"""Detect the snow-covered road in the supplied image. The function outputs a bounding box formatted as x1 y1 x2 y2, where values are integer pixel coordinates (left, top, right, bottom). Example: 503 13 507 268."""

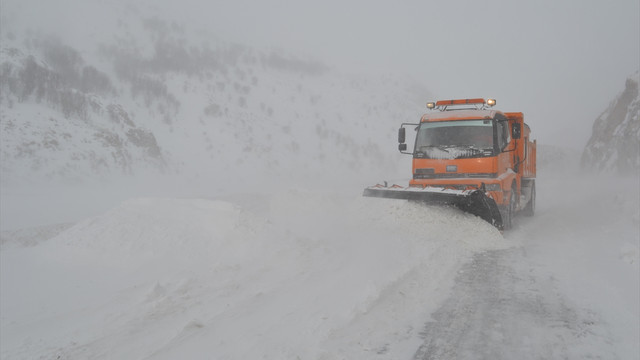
414 249 614 359
1 173 638 359
414 173 639 359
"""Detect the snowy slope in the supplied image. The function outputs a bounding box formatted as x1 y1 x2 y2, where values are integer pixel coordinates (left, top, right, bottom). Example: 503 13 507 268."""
0 10 432 231
0 17 426 187
0 42 167 183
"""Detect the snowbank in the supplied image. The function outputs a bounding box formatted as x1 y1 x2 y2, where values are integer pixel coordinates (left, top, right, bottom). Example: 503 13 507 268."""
1 189 507 359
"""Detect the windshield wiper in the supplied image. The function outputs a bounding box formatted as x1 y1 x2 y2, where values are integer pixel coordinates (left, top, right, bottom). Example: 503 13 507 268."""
457 144 494 152
419 145 450 153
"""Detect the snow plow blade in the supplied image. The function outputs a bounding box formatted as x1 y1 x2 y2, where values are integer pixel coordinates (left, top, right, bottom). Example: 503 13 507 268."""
363 184 504 229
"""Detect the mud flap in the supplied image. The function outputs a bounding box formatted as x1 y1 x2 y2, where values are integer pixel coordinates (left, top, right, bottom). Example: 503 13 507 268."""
363 185 504 230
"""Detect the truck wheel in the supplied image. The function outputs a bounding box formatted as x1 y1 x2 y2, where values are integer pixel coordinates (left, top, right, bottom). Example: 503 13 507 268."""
523 182 535 216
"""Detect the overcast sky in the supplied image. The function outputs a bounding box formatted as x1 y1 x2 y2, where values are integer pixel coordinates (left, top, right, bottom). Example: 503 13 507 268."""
2 0 639 149
185 0 640 149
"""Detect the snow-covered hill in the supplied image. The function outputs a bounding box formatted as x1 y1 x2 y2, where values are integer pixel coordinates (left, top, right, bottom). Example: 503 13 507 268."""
0 17 427 187
581 72 640 175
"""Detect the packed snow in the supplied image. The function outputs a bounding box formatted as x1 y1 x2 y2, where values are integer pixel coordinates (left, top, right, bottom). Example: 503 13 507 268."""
1 188 506 359
1 169 638 359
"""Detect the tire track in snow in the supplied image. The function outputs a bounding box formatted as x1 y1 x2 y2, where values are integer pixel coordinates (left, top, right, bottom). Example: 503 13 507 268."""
413 248 615 360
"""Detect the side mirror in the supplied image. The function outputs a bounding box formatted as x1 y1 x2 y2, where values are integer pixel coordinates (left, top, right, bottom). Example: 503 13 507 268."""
399 143 407 152
512 123 521 139
398 127 406 144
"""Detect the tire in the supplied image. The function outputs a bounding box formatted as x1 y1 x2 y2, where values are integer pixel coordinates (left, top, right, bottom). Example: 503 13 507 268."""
522 182 535 217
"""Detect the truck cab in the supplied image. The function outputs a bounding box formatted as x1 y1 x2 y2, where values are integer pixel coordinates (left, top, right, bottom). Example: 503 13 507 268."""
397 98 536 229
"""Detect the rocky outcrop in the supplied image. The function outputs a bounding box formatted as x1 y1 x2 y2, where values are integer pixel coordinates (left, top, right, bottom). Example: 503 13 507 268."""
581 72 639 175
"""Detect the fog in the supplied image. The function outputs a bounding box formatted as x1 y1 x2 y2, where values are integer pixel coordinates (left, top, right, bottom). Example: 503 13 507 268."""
1 0 640 221
0 0 638 231
198 0 639 149
1 1 639 358
173 0 640 149
3 0 639 150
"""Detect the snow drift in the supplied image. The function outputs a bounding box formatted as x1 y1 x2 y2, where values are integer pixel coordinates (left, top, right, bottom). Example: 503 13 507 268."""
1 191 508 359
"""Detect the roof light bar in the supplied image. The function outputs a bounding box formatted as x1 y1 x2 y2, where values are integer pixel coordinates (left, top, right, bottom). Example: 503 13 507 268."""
426 98 498 111
435 98 486 107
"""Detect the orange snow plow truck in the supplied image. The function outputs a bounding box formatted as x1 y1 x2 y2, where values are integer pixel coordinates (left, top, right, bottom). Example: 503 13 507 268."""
363 98 536 230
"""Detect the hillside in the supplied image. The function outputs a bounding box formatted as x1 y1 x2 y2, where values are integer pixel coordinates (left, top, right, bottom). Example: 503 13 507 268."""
581 72 640 175
0 18 428 188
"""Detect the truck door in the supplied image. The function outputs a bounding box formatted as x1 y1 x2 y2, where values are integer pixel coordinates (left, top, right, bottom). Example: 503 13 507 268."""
496 119 512 174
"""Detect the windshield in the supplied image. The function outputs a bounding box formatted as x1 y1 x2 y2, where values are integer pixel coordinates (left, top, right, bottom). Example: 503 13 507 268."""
415 119 494 159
